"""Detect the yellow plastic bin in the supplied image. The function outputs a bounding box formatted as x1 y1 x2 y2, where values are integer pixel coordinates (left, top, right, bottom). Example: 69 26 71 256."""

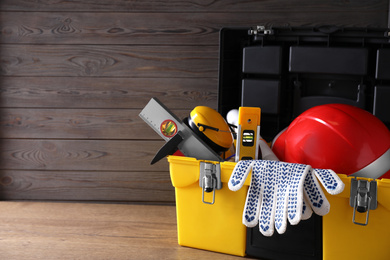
168 155 250 256
323 175 390 260
169 155 390 259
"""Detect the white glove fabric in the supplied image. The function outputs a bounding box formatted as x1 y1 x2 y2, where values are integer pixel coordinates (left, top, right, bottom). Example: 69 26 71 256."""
303 168 345 216
229 160 344 236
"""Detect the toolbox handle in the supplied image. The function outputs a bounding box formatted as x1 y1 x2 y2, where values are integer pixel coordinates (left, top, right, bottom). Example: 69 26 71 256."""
315 25 341 34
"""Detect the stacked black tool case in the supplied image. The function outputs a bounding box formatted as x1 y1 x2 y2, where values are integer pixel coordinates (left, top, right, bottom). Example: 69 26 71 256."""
217 26 390 260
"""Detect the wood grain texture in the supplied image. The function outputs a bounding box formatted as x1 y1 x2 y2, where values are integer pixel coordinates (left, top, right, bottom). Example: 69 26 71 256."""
0 203 176 259
0 0 386 13
0 170 174 202
0 11 387 46
0 45 218 77
0 139 167 171
0 77 218 109
0 202 254 259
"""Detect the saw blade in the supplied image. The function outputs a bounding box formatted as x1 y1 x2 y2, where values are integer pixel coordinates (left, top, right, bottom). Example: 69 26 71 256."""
139 98 222 162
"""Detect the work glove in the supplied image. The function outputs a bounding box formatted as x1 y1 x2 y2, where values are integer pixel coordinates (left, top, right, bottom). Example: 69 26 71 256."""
229 160 344 236
303 168 345 216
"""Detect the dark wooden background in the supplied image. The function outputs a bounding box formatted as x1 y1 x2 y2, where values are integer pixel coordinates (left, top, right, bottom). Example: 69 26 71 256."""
0 0 388 203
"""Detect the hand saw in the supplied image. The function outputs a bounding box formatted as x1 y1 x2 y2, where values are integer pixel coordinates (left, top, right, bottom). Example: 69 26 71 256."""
139 98 223 164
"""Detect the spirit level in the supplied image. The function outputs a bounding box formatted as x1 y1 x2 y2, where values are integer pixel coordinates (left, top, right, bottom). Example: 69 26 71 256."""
235 107 261 162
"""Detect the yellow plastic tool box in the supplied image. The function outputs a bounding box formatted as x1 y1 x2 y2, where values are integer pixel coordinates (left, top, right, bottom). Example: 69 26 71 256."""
168 155 250 256
323 175 390 260
168 154 390 259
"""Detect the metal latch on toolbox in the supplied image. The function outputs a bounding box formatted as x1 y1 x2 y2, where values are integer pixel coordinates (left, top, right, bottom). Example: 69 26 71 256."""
199 162 222 205
248 25 274 35
350 178 377 226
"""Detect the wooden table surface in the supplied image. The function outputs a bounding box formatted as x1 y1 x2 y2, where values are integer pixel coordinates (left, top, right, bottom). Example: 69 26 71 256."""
0 202 258 259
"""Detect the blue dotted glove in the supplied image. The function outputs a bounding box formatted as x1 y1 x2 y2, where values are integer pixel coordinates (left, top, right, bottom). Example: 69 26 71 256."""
229 160 344 236
303 168 345 216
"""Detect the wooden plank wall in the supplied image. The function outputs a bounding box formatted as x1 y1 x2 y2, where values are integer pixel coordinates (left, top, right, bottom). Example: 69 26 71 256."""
0 0 388 203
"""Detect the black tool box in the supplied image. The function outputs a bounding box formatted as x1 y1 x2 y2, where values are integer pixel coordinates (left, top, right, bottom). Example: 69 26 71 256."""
217 26 390 260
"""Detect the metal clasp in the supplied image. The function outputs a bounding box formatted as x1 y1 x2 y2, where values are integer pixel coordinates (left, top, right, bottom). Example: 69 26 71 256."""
199 162 222 205
248 25 274 36
350 178 377 226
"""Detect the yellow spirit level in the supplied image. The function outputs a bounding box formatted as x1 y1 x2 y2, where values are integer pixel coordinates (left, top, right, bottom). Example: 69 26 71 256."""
235 107 261 162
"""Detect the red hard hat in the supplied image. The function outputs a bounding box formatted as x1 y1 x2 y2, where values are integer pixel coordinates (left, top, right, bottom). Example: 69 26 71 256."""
272 104 390 179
